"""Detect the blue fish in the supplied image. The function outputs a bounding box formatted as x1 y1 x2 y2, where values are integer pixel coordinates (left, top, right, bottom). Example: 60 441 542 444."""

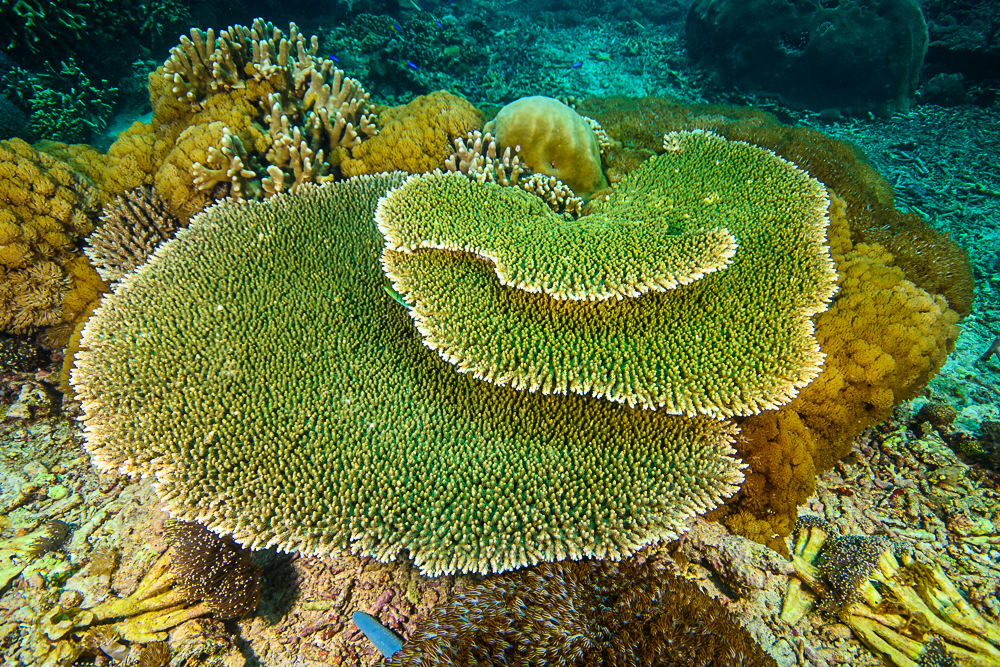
405 60 418 71
327 54 339 63
572 61 583 69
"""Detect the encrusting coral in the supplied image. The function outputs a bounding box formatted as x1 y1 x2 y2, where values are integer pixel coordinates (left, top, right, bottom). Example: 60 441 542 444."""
70 173 745 576
782 518 1000 667
379 130 836 417
485 96 609 199
385 553 777 667
147 19 378 222
85 188 181 285
0 138 107 335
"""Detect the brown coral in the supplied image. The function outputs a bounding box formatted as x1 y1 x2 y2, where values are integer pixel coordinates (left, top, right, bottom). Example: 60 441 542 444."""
165 520 260 620
387 555 777 667
340 91 483 177
86 188 180 284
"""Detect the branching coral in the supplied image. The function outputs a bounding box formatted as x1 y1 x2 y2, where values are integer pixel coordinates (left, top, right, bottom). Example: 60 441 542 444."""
71 173 744 576
385 555 777 666
442 129 584 216
782 519 1000 667
86 187 181 284
379 130 836 417
146 19 378 220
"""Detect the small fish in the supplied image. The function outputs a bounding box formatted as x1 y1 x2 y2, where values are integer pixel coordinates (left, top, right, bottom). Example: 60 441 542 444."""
391 23 402 32
405 60 419 71
327 54 339 63
572 61 583 69
383 284 411 309
434 19 442 27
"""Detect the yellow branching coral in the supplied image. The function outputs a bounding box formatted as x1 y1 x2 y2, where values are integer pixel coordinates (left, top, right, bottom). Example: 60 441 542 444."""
387 556 777 667
71 174 744 576
379 131 837 417
485 96 609 199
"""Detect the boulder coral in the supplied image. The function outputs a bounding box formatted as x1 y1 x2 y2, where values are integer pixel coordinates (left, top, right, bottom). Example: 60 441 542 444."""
485 96 609 199
0 138 107 334
71 173 745 576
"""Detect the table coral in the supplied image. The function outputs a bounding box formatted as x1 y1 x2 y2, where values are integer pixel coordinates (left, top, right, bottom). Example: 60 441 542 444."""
340 91 483 177
0 138 107 335
71 173 744 576
379 130 835 417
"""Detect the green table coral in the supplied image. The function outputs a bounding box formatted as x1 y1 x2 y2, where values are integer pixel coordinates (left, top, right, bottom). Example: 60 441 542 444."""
72 173 744 575
380 131 838 417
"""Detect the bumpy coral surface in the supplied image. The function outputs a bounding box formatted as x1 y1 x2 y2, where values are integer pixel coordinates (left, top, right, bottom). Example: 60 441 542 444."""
85 188 180 284
379 131 837 417
0 138 106 334
485 96 609 199
71 174 744 576
388 556 777 666
341 91 483 177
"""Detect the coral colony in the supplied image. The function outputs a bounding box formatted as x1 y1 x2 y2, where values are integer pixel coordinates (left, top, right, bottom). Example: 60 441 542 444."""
1 4 998 667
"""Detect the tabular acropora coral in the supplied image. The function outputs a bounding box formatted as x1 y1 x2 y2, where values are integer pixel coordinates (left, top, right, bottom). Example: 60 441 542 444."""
485 96 609 200
386 554 777 666
144 19 377 223
340 90 483 177
378 130 837 417
573 97 968 550
0 138 107 335
70 173 745 576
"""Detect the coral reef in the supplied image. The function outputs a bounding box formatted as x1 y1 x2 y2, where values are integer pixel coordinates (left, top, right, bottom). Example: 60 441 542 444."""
386 555 777 666
379 130 836 417
70 174 744 576
85 188 180 285
0 138 107 335
340 90 483 177
484 96 609 199
686 0 928 114
0 336 42 372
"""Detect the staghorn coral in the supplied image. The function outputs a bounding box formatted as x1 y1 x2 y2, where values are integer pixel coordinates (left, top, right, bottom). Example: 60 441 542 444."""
71 173 745 576
0 138 107 334
148 19 377 222
86 188 181 284
485 96 609 199
379 131 836 417
385 555 777 667
165 519 260 620
782 520 1000 667
340 90 483 177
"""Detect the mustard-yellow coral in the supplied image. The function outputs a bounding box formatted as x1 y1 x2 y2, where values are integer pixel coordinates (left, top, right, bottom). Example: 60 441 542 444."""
71 174 744 576
0 138 106 334
379 131 837 417
485 96 609 199
340 91 483 177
